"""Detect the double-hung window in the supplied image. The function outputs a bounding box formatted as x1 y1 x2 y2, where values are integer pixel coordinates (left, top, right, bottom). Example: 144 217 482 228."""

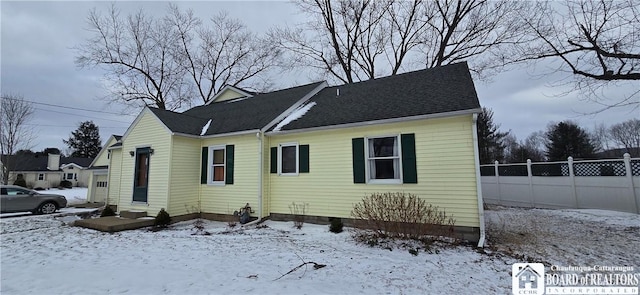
201 145 234 185
352 133 417 184
38 173 45 181
63 173 76 180
279 143 298 175
366 136 401 183
209 146 225 185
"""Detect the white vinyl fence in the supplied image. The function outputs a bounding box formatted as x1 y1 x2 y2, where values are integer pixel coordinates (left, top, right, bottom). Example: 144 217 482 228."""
480 154 640 214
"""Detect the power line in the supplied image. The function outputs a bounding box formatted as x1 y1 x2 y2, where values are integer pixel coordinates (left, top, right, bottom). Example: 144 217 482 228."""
23 123 127 129
2 96 136 116
33 107 132 123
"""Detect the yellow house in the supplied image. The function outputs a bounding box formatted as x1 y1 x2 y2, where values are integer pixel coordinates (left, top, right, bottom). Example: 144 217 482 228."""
104 62 486 245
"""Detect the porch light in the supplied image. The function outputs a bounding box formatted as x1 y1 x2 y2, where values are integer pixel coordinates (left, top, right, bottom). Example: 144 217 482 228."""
129 151 135 157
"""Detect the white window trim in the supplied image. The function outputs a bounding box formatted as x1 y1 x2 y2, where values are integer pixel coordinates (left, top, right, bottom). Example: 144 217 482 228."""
38 173 46 181
364 135 403 184
63 173 76 180
278 142 299 176
207 145 226 186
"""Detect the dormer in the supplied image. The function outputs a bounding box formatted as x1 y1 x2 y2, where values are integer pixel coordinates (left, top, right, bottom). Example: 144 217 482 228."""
206 85 254 104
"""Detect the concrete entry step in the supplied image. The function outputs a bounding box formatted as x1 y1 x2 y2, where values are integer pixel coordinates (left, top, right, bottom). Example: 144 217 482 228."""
119 210 147 219
75 216 155 232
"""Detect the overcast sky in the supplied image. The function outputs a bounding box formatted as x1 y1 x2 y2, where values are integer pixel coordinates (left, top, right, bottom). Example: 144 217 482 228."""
2 1 638 154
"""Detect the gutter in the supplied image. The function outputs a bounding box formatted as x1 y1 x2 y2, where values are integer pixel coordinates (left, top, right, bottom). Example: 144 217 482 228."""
472 113 486 247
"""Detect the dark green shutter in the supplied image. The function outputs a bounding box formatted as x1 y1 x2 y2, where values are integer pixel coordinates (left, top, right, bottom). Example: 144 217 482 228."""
352 138 365 183
201 147 208 184
401 133 418 184
270 147 277 173
225 145 234 184
299 145 309 173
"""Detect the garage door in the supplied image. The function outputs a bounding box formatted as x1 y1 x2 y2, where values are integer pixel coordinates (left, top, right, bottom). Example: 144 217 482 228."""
93 175 108 203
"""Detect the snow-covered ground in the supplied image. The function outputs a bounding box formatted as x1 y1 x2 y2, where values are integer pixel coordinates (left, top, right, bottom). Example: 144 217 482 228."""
485 206 640 267
46 187 88 205
0 206 638 294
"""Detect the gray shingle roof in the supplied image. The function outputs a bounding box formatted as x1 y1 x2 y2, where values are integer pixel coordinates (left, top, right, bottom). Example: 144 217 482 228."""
1 155 93 171
149 108 210 135
270 62 481 132
148 82 325 136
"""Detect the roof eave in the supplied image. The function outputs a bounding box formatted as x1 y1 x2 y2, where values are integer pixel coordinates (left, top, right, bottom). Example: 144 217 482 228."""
265 108 481 136
172 129 261 139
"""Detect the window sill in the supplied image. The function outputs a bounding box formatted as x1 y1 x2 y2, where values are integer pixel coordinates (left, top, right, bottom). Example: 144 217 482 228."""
278 173 299 176
367 179 402 185
206 182 226 186
130 201 149 206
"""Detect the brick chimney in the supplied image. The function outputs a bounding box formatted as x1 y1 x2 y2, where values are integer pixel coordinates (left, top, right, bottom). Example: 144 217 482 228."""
47 154 60 170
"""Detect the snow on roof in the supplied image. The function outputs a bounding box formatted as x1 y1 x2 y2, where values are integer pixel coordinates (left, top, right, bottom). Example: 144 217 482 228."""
225 96 252 103
273 101 317 132
200 119 212 136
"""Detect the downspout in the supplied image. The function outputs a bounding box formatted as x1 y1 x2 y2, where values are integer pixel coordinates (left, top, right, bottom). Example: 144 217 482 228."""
472 113 486 247
242 131 264 227
257 131 264 219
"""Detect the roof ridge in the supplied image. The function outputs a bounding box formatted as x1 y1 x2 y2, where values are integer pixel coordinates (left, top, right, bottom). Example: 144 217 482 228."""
329 61 469 88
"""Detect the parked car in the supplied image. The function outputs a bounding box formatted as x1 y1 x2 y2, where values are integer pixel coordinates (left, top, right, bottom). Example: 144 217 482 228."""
0 185 67 214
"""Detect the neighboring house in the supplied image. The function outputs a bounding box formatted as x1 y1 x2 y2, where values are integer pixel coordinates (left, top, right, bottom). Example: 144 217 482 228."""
104 62 486 244
86 135 122 203
1 153 93 189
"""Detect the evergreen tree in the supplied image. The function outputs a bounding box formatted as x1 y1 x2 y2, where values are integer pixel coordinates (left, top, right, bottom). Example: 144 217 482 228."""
476 107 509 164
63 121 102 158
545 121 595 161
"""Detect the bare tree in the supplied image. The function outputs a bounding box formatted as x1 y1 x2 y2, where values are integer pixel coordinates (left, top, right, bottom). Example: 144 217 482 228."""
271 0 390 83
76 4 279 109
419 0 529 79
76 5 191 111
1 94 36 184
168 6 280 104
588 122 612 152
272 0 529 83
515 0 639 110
609 118 640 156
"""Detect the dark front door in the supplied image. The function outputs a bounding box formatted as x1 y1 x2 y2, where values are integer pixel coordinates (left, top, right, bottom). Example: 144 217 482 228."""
133 148 150 202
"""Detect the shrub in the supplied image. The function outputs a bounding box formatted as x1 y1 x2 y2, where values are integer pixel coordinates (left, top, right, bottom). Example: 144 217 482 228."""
13 174 27 188
100 206 116 217
191 219 211 235
351 192 455 241
154 208 171 228
59 180 72 189
288 202 308 229
329 218 344 233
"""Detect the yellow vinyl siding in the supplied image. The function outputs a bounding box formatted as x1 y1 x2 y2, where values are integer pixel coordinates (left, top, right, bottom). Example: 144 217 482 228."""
93 136 119 167
167 135 201 216
213 89 246 102
117 111 172 216
268 115 480 227
107 149 122 206
200 134 260 216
